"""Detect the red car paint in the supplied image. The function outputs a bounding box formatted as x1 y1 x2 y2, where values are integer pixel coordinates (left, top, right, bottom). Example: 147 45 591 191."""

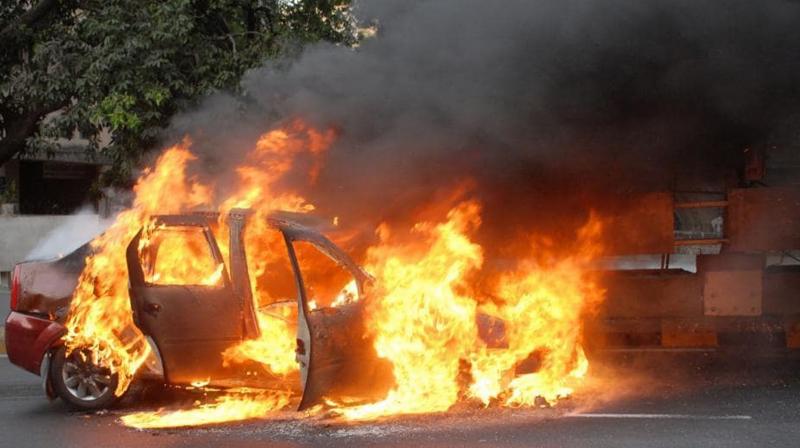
4 311 65 375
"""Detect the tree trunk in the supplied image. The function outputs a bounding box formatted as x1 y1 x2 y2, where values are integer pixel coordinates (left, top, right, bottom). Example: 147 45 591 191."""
1 0 73 166
0 104 60 167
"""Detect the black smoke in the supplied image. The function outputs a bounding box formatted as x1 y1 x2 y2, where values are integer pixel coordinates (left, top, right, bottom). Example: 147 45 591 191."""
168 0 800 245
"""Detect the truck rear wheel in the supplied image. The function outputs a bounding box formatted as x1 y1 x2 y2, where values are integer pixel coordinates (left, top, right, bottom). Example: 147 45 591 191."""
49 346 120 410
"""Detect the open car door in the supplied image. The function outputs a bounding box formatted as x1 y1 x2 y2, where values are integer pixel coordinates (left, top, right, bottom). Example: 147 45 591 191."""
126 214 245 385
271 217 393 410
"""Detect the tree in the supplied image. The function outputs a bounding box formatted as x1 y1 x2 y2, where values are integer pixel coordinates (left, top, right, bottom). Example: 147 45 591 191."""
0 0 356 181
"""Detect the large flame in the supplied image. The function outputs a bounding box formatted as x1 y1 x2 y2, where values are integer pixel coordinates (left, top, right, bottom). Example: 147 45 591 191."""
336 201 485 419
469 214 603 407
218 119 335 377
64 120 604 428
336 202 603 420
65 121 333 427
64 141 212 394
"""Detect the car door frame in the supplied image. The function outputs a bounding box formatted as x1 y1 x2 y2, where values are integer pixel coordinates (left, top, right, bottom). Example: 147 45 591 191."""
268 216 391 410
126 214 245 385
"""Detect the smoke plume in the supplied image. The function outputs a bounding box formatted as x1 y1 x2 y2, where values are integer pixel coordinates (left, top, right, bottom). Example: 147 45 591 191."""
166 0 800 245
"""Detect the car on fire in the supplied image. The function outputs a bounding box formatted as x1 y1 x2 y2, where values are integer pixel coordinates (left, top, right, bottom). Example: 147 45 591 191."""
4 209 395 410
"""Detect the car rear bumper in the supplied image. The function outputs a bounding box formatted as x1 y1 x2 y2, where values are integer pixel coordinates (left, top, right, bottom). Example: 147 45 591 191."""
4 311 66 375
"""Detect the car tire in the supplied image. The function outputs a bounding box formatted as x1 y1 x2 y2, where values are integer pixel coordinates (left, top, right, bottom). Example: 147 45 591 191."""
49 346 120 410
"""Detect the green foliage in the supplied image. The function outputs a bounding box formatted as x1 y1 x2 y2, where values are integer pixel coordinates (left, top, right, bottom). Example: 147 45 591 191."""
1 0 357 184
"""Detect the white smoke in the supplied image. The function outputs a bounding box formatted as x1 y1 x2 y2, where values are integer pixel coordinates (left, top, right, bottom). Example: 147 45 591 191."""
25 205 114 260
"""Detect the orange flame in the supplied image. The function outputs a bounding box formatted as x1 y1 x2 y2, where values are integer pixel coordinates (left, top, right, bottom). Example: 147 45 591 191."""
121 390 291 429
62 121 332 426
337 203 603 420
64 120 604 428
139 222 224 286
125 121 333 426
222 307 298 375
469 214 603 406
337 201 485 419
64 140 212 394
219 120 336 378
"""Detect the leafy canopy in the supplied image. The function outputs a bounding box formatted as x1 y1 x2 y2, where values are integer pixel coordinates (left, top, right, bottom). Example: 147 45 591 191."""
0 0 356 183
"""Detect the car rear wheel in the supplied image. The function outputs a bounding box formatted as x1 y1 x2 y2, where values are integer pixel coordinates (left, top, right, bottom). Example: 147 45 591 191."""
50 346 120 410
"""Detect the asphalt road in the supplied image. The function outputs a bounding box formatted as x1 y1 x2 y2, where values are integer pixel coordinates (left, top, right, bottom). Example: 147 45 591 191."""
1 352 799 448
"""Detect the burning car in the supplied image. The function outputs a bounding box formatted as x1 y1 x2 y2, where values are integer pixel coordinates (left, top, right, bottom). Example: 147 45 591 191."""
3 130 599 427
4 208 393 411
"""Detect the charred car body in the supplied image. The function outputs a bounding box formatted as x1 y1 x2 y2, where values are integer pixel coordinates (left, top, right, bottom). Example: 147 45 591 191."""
4 209 393 410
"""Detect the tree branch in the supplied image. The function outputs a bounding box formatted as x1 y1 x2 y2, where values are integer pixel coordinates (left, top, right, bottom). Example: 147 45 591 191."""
0 101 66 166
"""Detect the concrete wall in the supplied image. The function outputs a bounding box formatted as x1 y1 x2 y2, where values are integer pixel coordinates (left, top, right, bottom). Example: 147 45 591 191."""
0 214 107 275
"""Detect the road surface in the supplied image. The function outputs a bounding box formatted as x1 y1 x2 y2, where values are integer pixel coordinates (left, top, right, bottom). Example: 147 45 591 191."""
1 352 798 447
